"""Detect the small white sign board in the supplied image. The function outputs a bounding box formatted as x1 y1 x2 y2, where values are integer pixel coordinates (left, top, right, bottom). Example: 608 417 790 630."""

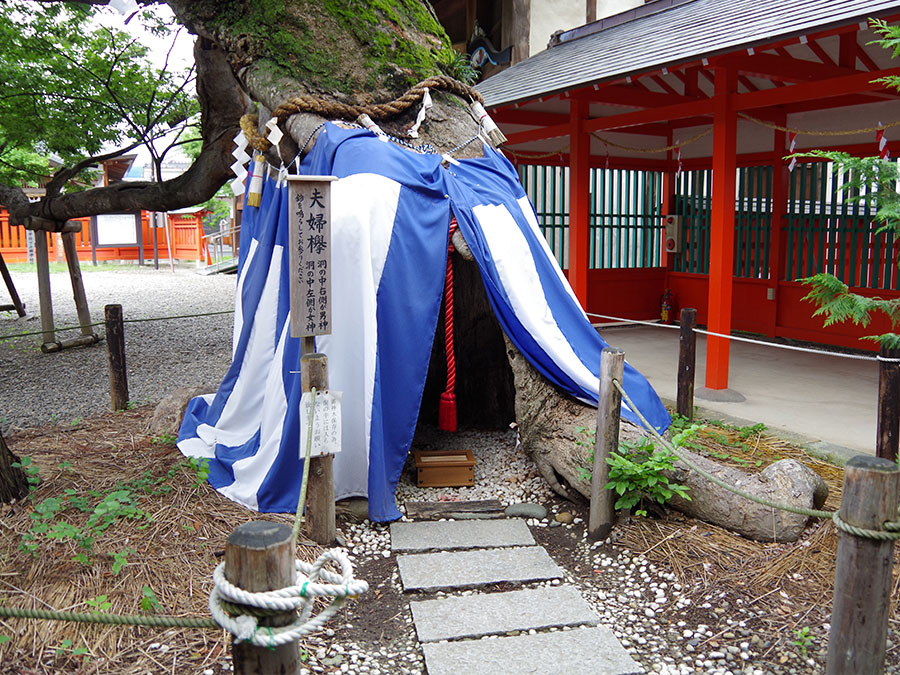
288 175 337 337
299 390 342 457
95 213 139 245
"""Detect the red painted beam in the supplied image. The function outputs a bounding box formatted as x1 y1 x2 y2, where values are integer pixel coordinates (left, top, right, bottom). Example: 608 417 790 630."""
807 39 836 67
504 123 571 145
577 83 705 108
493 109 570 126
585 99 715 133
706 66 738 391
733 67 900 110
719 52 860 83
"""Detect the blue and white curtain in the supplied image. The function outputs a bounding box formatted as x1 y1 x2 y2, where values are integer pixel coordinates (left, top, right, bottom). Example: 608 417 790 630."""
178 124 670 522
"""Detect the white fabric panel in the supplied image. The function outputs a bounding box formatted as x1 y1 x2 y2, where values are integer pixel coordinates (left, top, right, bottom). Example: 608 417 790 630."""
319 174 403 500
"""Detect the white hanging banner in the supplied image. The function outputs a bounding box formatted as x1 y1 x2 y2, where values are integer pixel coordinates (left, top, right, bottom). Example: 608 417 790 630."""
407 88 432 138
299 391 343 457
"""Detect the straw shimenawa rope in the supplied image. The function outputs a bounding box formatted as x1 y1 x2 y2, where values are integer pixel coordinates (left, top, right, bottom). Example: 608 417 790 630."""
738 113 900 137
242 75 483 152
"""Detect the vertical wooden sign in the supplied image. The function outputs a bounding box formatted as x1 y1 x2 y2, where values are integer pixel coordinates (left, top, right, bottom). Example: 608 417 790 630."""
287 175 337 338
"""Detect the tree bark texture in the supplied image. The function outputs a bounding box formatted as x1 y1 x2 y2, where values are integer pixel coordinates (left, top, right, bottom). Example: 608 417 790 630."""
0 431 29 504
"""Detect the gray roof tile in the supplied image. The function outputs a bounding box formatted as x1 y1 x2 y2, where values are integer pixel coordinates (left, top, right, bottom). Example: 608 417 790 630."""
477 0 900 107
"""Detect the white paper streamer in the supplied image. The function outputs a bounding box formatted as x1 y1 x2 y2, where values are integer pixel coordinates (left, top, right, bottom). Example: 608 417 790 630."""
406 88 432 138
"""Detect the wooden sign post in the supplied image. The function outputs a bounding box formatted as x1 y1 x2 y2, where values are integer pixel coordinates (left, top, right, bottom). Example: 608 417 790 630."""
287 176 337 545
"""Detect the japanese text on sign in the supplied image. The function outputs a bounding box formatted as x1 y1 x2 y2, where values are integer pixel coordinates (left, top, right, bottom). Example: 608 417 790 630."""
299 391 342 457
288 176 336 337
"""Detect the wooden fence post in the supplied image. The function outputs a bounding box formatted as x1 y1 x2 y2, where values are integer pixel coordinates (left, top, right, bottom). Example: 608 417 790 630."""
225 521 299 675
676 307 697 420
301 352 336 545
588 347 624 541
826 454 900 675
61 231 94 338
876 344 900 462
105 304 128 411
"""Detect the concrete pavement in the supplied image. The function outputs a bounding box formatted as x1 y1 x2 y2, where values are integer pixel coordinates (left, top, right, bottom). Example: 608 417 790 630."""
598 323 879 458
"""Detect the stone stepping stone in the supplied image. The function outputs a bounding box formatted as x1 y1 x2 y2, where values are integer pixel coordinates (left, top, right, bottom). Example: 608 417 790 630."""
396 547 562 591
410 585 600 642
390 518 534 552
421 626 643 675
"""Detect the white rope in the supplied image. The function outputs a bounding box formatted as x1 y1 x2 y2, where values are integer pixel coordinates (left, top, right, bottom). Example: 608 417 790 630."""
586 312 680 329
693 328 879 361
208 548 368 647
585 312 896 362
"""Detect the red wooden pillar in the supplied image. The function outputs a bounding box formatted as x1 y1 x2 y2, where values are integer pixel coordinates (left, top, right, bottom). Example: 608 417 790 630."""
766 108 788 338
569 98 591 307
661 128 676 274
705 66 738 390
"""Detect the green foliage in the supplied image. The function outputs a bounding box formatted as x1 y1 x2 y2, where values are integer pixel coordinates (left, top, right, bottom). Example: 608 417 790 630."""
85 595 112 612
15 455 208 569
54 638 90 661
795 25 900 344
0 3 196 189
111 547 134 575
140 585 162 614
574 428 690 517
0 635 10 645
11 455 40 492
791 626 814 659
870 19 900 92
435 48 478 84
604 438 691 517
151 433 178 446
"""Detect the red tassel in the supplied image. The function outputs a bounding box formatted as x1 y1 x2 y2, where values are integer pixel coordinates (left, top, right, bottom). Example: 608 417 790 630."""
439 218 459 432
438 392 457 432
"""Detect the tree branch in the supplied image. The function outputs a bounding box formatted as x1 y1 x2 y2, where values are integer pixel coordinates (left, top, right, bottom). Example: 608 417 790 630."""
4 37 250 226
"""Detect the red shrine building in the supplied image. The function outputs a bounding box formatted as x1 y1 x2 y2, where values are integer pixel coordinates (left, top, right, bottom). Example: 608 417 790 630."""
476 0 900 392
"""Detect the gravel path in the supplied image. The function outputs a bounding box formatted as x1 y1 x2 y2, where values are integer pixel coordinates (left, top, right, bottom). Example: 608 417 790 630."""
0 265 235 433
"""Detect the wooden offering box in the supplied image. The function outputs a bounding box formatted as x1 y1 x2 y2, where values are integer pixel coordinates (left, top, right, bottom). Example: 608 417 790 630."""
413 450 475 487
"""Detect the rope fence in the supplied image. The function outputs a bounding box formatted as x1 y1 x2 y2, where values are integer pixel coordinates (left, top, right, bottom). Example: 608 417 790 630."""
587 311 889 362
0 309 234 343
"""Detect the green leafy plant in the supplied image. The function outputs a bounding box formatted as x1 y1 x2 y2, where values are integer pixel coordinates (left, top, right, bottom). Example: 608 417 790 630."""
140 585 162 614
54 638 90 661
574 429 690 517
0 635 10 645
435 47 478 84
604 438 691 517
11 455 40 492
151 433 177 445
791 626 814 659
111 547 134 575
85 595 112 612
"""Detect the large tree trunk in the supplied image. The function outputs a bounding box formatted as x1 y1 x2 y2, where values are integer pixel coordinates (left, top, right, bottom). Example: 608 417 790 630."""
146 1 828 541
0 431 28 503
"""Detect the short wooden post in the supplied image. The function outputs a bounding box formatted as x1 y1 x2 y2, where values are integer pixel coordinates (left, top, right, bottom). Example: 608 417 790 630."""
301 351 335 545
588 347 624 541
225 521 299 675
876 344 900 462
61 231 94 338
105 304 128 411
676 307 697 420
34 231 55 346
826 454 900 675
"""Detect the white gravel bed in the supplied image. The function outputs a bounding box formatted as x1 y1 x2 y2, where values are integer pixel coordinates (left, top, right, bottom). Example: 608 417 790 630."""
0 265 235 433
